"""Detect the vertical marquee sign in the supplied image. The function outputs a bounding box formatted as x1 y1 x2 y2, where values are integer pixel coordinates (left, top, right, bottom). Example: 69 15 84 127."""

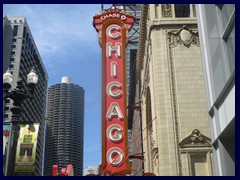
93 6 134 175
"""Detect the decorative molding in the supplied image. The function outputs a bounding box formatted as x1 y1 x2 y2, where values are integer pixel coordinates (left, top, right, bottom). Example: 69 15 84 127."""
162 4 172 17
142 65 150 96
168 25 200 48
167 28 182 176
149 39 152 56
152 147 158 161
179 129 212 148
137 4 149 79
192 4 196 17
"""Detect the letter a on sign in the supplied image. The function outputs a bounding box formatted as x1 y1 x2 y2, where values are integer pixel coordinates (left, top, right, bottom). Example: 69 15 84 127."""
93 5 134 175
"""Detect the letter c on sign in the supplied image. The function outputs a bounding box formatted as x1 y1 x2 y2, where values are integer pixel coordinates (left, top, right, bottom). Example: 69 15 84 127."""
107 147 123 166
106 81 122 99
106 25 121 39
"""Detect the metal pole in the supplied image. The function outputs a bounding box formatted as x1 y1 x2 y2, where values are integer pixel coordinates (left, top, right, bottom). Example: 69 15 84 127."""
139 107 144 175
4 105 21 176
4 79 29 176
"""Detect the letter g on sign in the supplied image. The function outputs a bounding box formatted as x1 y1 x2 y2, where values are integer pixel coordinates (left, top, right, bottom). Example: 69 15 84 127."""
107 124 123 142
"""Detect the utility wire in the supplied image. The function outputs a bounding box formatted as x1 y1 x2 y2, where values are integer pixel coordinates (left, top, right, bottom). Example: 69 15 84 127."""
101 116 157 175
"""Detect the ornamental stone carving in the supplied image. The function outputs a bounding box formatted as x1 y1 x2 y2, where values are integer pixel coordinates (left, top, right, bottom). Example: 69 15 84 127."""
179 129 212 148
162 4 172 17
168 25 200 48
143 67 150 96
192 4 196 17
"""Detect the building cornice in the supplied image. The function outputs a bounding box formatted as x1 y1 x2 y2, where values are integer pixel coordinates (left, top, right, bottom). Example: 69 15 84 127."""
136 4 148 79
136 5 198 79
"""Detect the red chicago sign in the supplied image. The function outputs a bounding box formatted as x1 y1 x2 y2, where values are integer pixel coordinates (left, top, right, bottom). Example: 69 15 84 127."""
93 6 134 175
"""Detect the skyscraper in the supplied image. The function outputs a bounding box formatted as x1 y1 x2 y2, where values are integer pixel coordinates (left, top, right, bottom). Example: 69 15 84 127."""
3 15 48 176
196 4 235 175
44 77 84 176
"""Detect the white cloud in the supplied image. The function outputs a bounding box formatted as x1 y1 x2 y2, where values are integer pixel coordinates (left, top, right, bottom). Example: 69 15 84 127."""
4 4 101 70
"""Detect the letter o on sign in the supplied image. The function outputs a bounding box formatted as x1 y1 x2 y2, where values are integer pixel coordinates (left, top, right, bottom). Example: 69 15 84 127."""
107 147 123 166
121 15 126 20
107 124 123 142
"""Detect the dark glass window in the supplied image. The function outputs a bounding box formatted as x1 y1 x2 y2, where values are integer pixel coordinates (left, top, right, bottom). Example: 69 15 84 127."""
11 45 16 48
5 99 10 103
225 26 235 74
9 64 14 68
29 38 31 47
31 44 34 54
10 58 14 62
11 51 15 55
13 25 18 36
23 26 26 38
4 114 9 118
12 38 17 42
4 107 9 111
175 4 190 17
26 32 29 44
219 4 235 28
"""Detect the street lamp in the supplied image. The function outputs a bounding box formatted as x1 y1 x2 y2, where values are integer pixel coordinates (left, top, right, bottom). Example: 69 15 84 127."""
3 69 38 176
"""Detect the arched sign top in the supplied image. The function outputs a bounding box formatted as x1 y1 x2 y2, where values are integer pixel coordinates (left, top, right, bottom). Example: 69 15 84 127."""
93 6 134 25
93 6 134 46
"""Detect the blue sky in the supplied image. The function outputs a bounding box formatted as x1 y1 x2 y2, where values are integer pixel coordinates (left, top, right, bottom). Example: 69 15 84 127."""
3 4 109 170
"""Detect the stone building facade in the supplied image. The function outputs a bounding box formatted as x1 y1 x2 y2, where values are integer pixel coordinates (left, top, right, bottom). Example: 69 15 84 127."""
128 4 214 176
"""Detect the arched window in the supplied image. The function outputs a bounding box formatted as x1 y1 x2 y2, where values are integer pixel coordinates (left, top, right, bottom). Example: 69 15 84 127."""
175 4 190 17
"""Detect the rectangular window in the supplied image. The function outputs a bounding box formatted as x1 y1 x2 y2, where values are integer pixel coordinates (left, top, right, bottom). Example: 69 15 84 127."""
5 99 10 103
11 51 15 55
175 4 190 17
23 26 26 38
219 4 235 29
10 58 14 62
26 32 29 44
218 4 235 76
31 44 34 54
190 154 208 176
12 38 17 42
155 4 159 18
13 25 18 36
11 45 16 49
225 26 235 74
9 64 14 68
4 114 8 118
28 38 31 47
4 107 9 111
